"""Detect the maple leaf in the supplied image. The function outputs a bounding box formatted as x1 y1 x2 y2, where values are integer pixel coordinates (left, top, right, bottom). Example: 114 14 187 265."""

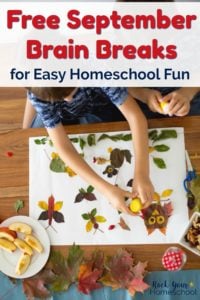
105 249 134 288
128 277 149 296
67 244 84 282
99 273 119 290
77 264 102 294
22 269 54 300
163 202 173 216
132 261 148 279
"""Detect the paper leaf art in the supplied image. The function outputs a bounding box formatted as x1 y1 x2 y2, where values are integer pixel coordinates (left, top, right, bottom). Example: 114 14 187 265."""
29 128 188 245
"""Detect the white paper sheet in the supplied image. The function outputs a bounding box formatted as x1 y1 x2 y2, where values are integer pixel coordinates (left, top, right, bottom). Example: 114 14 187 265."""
29 128 188 245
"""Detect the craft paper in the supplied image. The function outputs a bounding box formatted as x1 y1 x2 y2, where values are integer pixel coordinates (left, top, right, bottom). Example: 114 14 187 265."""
29 128 188 245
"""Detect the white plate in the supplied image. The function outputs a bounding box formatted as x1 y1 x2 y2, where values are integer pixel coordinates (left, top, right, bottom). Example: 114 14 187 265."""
0 215 50 278
179 212 200 257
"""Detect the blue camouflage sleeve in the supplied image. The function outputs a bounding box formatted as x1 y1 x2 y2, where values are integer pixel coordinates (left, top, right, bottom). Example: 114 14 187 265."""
28 92 61 128
101 87 128 106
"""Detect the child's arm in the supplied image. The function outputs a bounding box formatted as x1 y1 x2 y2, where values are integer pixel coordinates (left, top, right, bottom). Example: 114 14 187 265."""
162 87 200 116
117 95 154 207
128 87 163 114
47 124 134 214
22 99 37 128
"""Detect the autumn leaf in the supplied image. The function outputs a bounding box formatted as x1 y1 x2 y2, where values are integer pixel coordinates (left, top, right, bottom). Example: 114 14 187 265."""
121 150 132 163
75 193 85 203
14 199 24 213
110 148 124 168
50 157 66 172
161 189 173 198
54 201 63 211
118 217 131 231
84 193 97 201
132 261 148 279
153 192 160 202
128 277 149 296
99 273 119 290
105 249 134 288
53 211 65 223
95 216 107 223
86 221 93 232
38 201 48 210
22 269 54 299
78 264 102 294
163 202 173 217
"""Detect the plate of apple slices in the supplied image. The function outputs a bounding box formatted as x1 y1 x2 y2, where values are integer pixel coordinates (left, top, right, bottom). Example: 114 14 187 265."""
0 215 50 278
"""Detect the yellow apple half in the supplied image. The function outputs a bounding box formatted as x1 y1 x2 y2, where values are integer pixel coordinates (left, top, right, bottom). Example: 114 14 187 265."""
0 227 17 241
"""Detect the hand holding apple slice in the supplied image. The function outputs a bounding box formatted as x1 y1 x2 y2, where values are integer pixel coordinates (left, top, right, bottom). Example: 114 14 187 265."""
15 253 31 275
0 238 16 252
9 222 32 235
0 227 17 241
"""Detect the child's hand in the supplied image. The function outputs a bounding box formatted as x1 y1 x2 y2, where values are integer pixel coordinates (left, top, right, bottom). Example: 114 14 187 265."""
105 185 135 215
146 89 163 114
132 175 154 208
161 89 191 117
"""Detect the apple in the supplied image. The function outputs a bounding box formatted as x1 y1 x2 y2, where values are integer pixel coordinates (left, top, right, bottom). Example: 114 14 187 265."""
9 222 32 235
15 253 31 275
159 101 169 114
24 235 43 253
129 198 142 213
0 227 17 241
14 238 33 256
0 238 16 252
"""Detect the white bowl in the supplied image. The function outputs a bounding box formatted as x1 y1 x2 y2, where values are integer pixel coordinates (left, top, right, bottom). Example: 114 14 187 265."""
179 212 200 256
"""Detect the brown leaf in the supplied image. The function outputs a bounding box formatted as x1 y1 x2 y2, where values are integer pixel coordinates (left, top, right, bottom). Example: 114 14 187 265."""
110 148 124 168
84 193 97 201
118 217 131 231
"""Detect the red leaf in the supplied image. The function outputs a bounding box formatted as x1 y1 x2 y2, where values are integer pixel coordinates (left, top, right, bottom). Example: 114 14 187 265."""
6 151 14 157
106 249 134 288
78 265 102 294
108 225 116 230
163 202 173 216
128 278 149 296
132 261 148 279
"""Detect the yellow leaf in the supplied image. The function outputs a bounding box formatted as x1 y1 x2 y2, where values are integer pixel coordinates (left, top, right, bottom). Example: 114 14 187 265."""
148 146 155 153
54 201 63 211
161 189 173 198
153 192 160 202
38 201 48 210
51 152 58 159
78 264 91 280
95 216 107 223
65 166 77 177
86 221 93 232
107 147 113 153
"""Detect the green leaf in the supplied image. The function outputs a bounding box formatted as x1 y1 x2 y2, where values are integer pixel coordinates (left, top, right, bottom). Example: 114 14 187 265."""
148 130 158 141
87 185 94 193
154 130 177 142
67 244 84 281
82 213 90 220
91 208 97 217
154 144 170 152
79 188 86 194
34 139 42 145
122 134 132 141
153 157 166 169
49 139 54 146
70 137 79 143
50 157 66 172
98 133 110 142
41 138 47 144
110 148 124 168
87 134 96 146
79 138 86 150
14 199 24 213
121 150 132 163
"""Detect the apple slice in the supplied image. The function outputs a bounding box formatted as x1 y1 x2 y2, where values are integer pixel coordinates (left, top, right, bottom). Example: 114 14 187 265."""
0 238 16 252
24 235 43 253
14 238 33 256
0 227 17 241
15 253 31 275
9 222 32 235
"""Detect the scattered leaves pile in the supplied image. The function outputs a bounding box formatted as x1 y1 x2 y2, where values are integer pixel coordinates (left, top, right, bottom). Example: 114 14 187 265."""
22 245 149 299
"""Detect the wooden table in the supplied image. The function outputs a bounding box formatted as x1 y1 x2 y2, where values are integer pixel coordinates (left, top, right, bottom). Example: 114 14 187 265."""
0 116 200 271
